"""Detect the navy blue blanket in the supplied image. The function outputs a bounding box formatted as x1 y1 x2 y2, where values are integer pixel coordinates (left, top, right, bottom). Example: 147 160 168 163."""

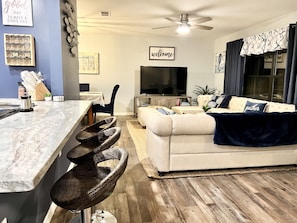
208 112 297 147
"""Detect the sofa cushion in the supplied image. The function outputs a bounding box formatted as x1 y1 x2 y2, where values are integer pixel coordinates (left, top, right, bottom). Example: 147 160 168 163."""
244 101 267 113
171 113 215 135
197 95 213 108
265 101 296 112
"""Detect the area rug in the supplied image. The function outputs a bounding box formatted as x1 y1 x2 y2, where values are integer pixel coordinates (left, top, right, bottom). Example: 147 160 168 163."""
126 119 297 179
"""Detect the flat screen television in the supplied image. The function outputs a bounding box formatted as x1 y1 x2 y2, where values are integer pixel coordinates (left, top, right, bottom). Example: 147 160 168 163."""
140 66 187 96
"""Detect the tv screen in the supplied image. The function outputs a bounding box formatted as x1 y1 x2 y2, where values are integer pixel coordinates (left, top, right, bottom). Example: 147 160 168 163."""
140 66 187 95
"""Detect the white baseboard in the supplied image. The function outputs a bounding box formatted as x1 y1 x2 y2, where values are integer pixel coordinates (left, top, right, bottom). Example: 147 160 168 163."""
43 202 57 223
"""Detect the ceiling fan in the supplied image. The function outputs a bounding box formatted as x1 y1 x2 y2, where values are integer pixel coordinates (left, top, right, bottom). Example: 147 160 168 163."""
153 13 213 34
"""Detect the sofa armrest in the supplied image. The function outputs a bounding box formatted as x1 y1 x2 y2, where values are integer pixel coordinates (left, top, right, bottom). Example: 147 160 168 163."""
145 109 173 136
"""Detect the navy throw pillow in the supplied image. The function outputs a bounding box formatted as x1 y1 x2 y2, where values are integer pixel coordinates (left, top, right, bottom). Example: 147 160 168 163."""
207 95 231 108
219 95 232 108
244 101 267 113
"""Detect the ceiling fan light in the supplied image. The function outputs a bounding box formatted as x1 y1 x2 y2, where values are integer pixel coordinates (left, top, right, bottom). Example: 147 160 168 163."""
177 24 190 34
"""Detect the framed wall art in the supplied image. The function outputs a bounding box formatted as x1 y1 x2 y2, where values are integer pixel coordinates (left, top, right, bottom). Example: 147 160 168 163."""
2 0 33 26
78 52 99 74
149 46 175 61
215 52 226 73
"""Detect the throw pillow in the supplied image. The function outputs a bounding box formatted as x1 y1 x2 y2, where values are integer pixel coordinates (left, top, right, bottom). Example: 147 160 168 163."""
219 95 232 108
207 95 231 108
156 108 175 115
244 101 267 113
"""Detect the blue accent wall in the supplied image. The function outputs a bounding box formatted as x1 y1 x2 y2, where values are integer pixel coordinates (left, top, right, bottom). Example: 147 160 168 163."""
0 0 79 99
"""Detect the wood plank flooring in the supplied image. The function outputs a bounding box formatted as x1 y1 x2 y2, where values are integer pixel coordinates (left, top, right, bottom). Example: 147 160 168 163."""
51 115 297 223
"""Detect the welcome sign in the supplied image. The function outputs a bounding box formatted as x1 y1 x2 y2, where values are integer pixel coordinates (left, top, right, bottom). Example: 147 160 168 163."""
2 0 33 26
149 46 175 60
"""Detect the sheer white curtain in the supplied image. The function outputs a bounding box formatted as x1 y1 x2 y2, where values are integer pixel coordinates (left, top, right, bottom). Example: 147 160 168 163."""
240 27 288 56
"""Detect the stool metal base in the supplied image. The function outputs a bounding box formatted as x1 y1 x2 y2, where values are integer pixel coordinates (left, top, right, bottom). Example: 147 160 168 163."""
91 210 117 223
69 208 91 223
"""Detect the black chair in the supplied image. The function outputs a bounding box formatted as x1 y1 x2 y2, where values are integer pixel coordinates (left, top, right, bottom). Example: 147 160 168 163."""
93 84 120 120
50 147 129 223
76 116 117 143
67 127 121 165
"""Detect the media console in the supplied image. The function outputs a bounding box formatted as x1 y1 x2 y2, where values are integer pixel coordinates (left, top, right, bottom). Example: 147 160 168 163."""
134 95 192 117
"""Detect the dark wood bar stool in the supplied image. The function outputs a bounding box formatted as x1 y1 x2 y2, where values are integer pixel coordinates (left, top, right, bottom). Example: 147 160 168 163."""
50 148 129 223
68 127 121 165
76 116 117 143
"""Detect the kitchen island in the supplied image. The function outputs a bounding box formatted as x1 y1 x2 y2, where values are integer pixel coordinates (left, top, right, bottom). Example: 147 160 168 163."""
0 99 92 222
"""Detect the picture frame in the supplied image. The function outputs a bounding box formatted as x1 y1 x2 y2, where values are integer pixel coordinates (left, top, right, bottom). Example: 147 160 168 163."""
264 55 273 63
2 0 33 26
78 52 99 74
264 54 283 63
149 46 175 60
215 52 226 73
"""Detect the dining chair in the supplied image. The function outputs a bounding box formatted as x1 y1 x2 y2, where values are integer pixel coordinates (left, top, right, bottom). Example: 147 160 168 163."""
50 147 129 223
93 84 120 120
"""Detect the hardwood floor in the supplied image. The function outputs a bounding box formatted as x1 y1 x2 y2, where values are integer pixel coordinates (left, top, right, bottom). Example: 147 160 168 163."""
51 115 297 223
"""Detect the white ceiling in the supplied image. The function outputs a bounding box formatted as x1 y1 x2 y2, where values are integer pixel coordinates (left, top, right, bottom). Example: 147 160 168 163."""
76 0 297 39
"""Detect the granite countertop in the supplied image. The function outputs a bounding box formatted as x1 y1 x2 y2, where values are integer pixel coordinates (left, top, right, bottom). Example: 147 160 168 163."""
0 99 91 192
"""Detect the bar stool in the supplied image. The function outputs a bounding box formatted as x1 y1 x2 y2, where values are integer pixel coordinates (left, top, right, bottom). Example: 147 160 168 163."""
76 116 117 143
68 127 121 165
50 147 129 223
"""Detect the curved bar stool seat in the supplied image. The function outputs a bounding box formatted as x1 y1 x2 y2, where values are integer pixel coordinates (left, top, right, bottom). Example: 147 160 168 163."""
67 127 121 165
76 116 117 143
50 148 129 222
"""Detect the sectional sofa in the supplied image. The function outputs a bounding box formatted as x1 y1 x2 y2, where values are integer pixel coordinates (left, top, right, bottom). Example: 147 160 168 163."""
144 95 297 174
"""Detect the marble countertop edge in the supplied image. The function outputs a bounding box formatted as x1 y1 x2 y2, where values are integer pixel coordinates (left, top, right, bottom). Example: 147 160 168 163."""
0 99 92 193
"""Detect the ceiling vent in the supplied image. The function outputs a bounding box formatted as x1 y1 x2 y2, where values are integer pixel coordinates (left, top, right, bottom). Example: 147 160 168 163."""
101 11 111 17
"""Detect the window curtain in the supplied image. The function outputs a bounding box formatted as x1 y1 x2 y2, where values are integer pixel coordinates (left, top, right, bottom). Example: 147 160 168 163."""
283 23 297 104
224 39 245 95
240 27 288 56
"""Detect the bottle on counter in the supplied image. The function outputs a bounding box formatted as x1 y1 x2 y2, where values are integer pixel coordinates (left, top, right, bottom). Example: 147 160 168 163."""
18 82 26 99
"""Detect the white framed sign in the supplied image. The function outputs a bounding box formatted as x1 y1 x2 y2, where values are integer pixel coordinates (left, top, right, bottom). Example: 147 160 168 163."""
2 0 33 26
149 46 175 61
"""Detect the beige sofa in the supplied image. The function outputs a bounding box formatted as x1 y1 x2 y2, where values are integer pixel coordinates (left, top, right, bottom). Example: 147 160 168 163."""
197 95 295 113
145 95 297 173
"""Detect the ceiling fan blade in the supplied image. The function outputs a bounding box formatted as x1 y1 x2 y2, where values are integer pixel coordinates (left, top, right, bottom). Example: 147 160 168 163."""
190 16 212 24
192 25 213 30
152 25 176 30
165 17 179 23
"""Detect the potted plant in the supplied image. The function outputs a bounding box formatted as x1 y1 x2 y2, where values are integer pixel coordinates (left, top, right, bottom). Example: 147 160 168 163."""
44 92 52 101
192 85 216 106
193 85 216 96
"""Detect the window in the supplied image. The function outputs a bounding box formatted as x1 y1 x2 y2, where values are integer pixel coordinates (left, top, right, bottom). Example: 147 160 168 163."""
242 50 287 102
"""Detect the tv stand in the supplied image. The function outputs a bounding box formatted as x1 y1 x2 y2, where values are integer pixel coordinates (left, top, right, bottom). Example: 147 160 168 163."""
134 95 192 117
